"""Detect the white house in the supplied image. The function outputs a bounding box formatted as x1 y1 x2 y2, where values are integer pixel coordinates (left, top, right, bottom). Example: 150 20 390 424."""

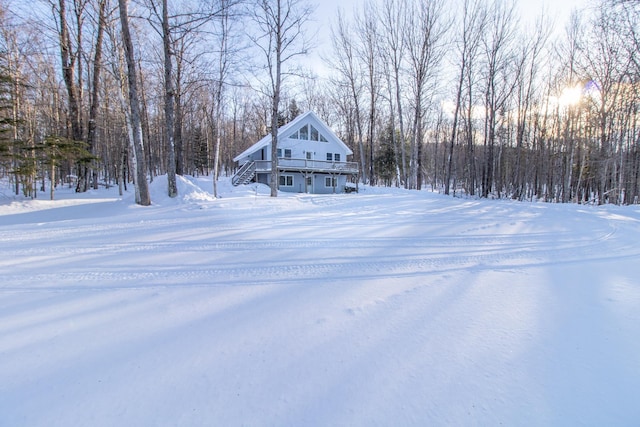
232 111 359 194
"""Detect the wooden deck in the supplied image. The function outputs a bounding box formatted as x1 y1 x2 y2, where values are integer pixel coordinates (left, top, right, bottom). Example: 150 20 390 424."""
253 159 359 175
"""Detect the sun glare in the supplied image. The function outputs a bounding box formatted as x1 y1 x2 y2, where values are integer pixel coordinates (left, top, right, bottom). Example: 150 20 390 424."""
558 84 583 107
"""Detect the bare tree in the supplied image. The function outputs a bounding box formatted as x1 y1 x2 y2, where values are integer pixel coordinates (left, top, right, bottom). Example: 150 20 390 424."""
511 13 550 200
403 0 447 189
6 0 640 206
143 0 178 196
105 13 136 195
161 0 178 197
584 1 634 204
118 0 150 205
212 0 235 197
144 0 233 196
355 2 382 185
330 9 366 184
84 0 107 191
249 0 314 197
445 0 486 195
480 0 518 198
55 0 84 143
380 0 407 186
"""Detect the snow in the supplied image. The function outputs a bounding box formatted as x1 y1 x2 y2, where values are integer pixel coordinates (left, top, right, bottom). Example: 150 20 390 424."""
1 175 639 426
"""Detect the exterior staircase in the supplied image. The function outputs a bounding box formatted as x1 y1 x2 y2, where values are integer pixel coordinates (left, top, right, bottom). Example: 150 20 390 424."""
232 161 256 186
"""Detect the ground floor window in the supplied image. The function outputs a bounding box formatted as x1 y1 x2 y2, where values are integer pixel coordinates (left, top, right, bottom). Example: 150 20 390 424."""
325 176 337 187
279 175 294 187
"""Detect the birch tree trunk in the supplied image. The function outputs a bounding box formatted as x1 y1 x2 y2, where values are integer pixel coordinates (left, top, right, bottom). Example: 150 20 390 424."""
86 0 106 191
213 0 231 198
162 0 178 197
118 0 150 205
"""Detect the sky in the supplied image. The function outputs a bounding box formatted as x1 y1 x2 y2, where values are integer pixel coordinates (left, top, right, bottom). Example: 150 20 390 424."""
314 0 591 34
309 0 591 78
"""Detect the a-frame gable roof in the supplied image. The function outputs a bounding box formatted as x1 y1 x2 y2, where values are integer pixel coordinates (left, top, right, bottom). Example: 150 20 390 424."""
233 111 352 162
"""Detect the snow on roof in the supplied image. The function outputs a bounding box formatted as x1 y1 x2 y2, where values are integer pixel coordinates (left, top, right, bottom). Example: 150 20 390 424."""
233 111 352 162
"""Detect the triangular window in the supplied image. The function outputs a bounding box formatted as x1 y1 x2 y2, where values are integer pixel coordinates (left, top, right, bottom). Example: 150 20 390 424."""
299 125 309 140
288 123 329 142
310 125 319 141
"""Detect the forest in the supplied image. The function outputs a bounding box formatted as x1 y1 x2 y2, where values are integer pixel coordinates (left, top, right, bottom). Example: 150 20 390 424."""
1 0 639 205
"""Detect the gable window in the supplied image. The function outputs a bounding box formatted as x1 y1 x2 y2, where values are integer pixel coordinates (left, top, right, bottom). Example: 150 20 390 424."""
289 123 329 142
279 175 294 187
326 153 333 161
310 125 319 141
334 153 341 162
299 125 308 140
277 148 282 157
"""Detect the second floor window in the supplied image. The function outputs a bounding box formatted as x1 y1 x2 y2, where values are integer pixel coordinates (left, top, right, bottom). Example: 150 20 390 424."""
289 124 329 142
279 148 292 158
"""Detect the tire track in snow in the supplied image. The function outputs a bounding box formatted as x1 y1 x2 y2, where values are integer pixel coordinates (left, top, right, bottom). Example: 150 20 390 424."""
0 225 617 257
2 230 635 292
3 191 635 293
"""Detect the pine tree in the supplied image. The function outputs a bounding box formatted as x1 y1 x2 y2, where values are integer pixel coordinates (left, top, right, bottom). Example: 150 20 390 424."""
32 136 94 200
0 70 15 165
374 124 398 187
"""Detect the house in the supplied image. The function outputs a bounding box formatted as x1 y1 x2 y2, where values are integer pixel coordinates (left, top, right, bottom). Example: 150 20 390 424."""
232 111 359 194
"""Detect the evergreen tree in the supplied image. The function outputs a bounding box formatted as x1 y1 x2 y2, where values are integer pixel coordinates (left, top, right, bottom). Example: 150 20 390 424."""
287 99 301 122
0 71 14 165
374 124 398 186
0 67 26 194
192 126 208 175
32 136 95 200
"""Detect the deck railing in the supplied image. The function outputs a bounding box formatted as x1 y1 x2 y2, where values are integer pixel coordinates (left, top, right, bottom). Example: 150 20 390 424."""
231 160 256 186
252 158 359 174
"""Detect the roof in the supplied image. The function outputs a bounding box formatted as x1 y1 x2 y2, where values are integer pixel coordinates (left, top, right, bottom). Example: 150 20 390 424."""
233 111 352 162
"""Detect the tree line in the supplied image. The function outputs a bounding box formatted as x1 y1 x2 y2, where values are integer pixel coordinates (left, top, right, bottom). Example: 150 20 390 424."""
1 0 639 205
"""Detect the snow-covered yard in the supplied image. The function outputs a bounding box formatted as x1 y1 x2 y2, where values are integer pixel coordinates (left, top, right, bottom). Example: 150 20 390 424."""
1 176 639 426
